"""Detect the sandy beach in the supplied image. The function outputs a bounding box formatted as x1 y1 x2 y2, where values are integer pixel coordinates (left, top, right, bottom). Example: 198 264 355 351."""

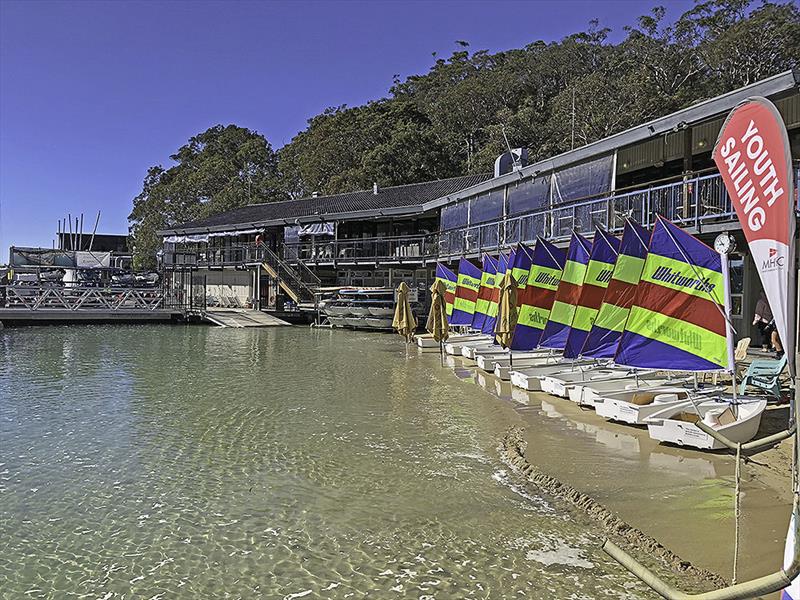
456 355 794 596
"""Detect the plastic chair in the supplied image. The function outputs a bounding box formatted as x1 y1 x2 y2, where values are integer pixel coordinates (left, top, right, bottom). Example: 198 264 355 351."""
739 354 788 399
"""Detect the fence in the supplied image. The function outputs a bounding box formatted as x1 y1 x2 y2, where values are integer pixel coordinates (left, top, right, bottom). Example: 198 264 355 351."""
1 284 166 311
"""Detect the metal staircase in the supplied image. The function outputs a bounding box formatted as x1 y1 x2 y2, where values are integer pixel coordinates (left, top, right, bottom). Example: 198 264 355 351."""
257 243 319 305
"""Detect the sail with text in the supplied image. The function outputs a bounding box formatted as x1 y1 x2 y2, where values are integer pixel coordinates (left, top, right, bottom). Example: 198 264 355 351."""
538 232 593 350
450 258 483 325
511 238 567 351
511 244 534 288
481 250 514 335
615 216 729 371
471 254 499 331
435 263 458 321
563 227 620 359
581 220 650 358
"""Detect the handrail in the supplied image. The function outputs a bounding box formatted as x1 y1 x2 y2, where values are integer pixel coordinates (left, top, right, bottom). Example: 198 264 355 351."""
257 242 318 302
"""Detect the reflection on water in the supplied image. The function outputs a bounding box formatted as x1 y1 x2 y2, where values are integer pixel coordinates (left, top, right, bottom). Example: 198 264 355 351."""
0 326 650 599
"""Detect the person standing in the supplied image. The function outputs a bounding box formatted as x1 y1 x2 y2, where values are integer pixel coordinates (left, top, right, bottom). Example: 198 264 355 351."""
753 291 774 351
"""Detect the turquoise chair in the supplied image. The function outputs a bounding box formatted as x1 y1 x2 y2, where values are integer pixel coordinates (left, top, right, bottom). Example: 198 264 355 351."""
738 354 788 400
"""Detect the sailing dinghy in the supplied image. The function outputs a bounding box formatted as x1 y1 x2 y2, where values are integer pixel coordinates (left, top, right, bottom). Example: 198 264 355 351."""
613 216 766 449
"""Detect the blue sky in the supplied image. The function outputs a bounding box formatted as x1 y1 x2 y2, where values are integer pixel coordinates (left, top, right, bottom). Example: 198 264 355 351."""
0 0 695 252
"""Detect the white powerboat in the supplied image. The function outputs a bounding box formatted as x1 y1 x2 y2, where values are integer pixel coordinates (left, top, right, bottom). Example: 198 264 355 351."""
645 397 768 450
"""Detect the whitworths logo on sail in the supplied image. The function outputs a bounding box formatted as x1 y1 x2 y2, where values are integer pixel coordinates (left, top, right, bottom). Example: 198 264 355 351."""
650 266 717 293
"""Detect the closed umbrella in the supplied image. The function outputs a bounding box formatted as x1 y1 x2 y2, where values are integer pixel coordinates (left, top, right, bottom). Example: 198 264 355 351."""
392 281 417 342
494 271 519 359
426 279 450 365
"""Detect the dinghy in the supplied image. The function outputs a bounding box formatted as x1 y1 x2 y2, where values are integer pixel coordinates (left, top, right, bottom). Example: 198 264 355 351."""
476 350 552 372
594 387 708 425
417 332 484 349
509 360 594 391
612 216 767 450
344 317 365 328
495 356 565 381
540 366 639 398
324 303 352 317
349 304 372 317
645 397 768 450
365 317 393 329
328 315 348 327
367 305 394 318
571 374 692 408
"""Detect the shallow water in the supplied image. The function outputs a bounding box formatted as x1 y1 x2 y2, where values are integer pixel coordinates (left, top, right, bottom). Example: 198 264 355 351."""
0 325 652 598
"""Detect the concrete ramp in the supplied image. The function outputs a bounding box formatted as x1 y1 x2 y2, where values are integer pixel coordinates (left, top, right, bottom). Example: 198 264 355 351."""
203 309 291 328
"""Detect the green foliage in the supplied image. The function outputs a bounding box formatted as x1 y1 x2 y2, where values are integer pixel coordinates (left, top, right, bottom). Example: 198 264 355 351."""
130 0 799 268
129 125 281 269
279 0 798 190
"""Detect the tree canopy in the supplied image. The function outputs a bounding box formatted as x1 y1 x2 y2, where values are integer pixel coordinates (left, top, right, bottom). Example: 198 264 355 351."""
128 125 281 269
129 0 799 267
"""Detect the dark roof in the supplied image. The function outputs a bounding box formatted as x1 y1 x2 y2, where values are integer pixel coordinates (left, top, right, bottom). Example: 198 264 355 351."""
163 174 491 234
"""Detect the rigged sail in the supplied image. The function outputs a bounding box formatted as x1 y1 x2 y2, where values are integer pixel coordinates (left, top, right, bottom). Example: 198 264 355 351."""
471 254 498 331
615 216 729 371
511 244 534 287
511 238 566 351
580 220 650 358
563 227 620 358
538 232 593 350
482 250 514 335
435 263 458 320
450 258 483 325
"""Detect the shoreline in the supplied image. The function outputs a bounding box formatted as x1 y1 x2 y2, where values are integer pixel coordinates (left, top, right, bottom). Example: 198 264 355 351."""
444 353 794 596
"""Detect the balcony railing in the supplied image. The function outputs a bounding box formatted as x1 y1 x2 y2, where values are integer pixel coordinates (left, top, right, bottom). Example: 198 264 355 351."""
283 235 432 264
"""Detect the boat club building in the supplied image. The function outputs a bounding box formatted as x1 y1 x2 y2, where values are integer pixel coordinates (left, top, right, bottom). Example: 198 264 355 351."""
160 69 800 338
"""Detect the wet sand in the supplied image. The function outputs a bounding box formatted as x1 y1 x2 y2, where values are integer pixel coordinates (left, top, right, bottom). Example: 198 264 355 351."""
448 355 794 596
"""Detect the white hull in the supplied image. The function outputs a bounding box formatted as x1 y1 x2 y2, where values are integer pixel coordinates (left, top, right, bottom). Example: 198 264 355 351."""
646 397 768 450
462 343 503 360
594 388 697 425
509 361 594 391
566 371 663 406
476 351 550 372
444 336 490 354
328 316 349 327
349 307 372 317
364 317 393 329
367 306 394 318
324 306 352 317
539 367 626 398
344 317 365 328
417 333 483 349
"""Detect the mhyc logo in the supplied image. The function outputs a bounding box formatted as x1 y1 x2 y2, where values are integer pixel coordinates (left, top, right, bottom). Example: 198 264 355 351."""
761 248 785 271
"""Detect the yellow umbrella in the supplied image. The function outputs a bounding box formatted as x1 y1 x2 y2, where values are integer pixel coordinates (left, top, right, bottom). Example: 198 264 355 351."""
426 279 450 343
392 281 417 342
494 270 519 349
426 279 450 365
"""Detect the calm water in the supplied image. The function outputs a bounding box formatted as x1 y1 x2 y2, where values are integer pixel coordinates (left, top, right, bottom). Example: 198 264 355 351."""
0 325 649 599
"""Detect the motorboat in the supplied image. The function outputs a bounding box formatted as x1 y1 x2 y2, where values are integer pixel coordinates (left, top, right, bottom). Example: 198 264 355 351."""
645 397 768 450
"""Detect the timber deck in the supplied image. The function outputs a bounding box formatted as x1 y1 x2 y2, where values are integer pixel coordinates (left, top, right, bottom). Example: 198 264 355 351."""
202 308 291 328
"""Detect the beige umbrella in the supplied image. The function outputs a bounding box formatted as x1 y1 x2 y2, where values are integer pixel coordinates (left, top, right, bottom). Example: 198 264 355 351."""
426 279 450 365
392 281 417 342
494 270 519 351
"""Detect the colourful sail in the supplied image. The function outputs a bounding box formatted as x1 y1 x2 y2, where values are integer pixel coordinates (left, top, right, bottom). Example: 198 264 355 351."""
538 233 593 349
511 244 534 287
615 216 729 371
450 258 483 325
435 263 457 320
471 254 498 331
511 238 566 351
581 220 650 358
563 227 620 358
481 251 512 335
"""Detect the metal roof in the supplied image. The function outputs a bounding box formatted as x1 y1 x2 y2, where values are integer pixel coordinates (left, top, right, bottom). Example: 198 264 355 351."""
421 69 800 211
161 174 491 235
